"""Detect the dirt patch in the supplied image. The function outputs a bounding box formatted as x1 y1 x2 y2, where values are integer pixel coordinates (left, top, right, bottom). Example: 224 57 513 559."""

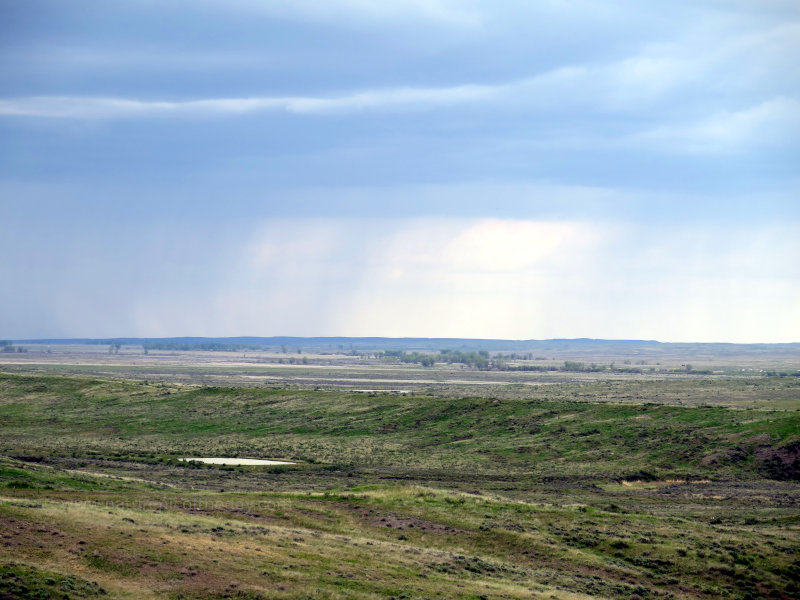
364 512 459 534
703 439 800 481
741 433 775 445
178 458 295 466
755 441 800 480
621 479 711 486
701 447 749 466
1 515 67 552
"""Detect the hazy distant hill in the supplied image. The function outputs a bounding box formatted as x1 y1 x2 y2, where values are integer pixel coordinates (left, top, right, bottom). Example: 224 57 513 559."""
12 336 800 356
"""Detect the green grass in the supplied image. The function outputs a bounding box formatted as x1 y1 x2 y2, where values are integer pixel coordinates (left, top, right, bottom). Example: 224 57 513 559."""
1 372 798 482
0 371 798 599
1 464 798 599
0 561 107 598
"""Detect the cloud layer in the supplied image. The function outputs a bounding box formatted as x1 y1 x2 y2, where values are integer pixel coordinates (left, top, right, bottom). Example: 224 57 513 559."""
0 83 498 119
1 1 798 340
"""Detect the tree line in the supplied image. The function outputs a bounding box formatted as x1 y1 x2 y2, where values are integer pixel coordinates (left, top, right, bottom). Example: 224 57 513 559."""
142 342 264 352
0 340 27 353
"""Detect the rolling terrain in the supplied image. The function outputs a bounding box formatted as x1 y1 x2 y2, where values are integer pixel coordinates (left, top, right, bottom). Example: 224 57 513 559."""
1 343 799 599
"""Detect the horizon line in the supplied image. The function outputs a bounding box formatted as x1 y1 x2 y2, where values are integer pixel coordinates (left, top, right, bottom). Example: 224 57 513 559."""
6 336 800 346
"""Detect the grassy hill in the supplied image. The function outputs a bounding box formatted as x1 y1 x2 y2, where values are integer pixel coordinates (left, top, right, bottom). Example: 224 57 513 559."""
1 371 798 599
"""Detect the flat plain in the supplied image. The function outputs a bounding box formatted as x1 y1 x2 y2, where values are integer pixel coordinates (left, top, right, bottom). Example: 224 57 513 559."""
1 342 798 599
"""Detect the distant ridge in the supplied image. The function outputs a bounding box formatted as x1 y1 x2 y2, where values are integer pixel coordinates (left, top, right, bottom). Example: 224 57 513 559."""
9 336 800 353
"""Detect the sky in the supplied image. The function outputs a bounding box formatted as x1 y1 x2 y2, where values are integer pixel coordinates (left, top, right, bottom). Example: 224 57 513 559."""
1 0 798 342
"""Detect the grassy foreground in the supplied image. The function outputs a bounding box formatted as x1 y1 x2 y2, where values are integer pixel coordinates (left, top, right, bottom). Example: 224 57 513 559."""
1 372 799 599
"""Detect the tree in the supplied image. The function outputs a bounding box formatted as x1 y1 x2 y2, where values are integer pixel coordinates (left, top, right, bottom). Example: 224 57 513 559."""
564 361 585 371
